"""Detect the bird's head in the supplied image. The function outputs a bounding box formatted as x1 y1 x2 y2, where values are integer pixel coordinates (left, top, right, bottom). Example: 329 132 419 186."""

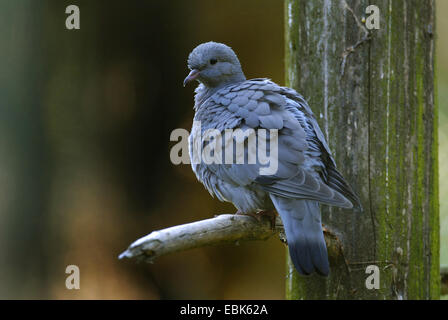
184 42 246 88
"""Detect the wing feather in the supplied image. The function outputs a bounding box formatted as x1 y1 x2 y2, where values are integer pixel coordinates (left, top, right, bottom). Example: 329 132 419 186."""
190 78 360 209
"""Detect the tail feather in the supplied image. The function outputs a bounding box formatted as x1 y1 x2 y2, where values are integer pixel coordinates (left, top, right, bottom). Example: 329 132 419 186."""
270 195 329 276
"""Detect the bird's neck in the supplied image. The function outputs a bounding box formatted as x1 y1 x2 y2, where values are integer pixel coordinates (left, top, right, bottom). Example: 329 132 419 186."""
226 72 246 85
193 85 215 110
194 74 246 110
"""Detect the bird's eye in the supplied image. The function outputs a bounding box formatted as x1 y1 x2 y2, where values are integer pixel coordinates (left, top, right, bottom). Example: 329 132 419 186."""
209 58 218 65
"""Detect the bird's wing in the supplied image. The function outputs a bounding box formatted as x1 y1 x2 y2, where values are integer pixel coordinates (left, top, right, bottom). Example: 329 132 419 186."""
192 78 356 208
279 86 362 209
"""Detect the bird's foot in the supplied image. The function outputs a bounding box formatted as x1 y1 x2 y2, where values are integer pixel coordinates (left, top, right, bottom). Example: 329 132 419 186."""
257 210 278 230
235 210 259 221
234 210 277 230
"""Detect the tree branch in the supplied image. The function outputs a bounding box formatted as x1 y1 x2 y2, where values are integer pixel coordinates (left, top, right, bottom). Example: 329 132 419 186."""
118 214 342 263
119 214 282 262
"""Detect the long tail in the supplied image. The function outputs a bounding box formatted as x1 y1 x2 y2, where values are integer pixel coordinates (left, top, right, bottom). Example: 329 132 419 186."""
270 195 329 276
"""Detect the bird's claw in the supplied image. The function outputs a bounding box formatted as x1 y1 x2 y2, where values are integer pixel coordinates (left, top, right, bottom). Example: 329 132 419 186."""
258 210 278 230
235 210 277 230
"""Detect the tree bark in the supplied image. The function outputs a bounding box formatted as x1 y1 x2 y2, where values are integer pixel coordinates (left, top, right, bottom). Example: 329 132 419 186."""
285 0 439 299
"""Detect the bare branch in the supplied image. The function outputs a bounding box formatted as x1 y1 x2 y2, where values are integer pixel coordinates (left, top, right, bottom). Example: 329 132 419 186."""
118 214 342 263
119 214 283 262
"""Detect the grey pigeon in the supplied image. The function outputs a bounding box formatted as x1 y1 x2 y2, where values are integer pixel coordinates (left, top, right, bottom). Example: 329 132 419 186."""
184 42 360 276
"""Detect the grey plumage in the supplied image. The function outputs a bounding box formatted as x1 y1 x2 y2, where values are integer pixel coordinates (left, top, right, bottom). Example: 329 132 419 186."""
184 42 361 276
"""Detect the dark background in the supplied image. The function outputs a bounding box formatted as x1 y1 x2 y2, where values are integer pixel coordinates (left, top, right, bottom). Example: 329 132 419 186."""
0 0 446 299
0 0 285 299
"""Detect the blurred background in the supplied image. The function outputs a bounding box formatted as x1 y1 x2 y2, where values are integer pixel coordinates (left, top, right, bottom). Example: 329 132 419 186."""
0 0 445 299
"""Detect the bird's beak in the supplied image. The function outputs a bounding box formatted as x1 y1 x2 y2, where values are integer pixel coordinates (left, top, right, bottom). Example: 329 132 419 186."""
183 69 200 87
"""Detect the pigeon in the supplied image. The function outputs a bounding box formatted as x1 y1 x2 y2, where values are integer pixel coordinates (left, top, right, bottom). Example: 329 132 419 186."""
183 42 361 276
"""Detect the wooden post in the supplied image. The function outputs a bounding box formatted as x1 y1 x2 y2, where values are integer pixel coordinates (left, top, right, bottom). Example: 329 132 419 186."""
285 0 439 299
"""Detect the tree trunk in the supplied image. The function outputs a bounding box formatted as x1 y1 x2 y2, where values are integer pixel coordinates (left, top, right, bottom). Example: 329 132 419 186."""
285 0 439 299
